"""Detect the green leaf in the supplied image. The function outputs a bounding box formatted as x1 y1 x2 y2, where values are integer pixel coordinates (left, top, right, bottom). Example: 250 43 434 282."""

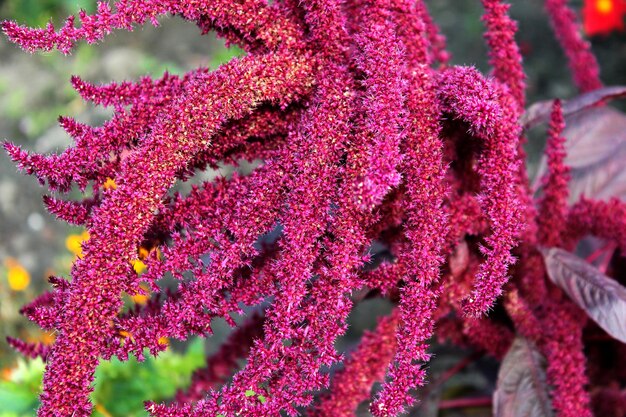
91 338 205 416
0 381 38 413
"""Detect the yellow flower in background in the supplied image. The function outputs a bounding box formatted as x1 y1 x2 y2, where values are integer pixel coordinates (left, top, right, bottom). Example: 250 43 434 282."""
158 337 169 346
597 0 614 14
5 257 30 291
65 230 90 258
131 292 149 304
65 235 82 257
131 259 147 275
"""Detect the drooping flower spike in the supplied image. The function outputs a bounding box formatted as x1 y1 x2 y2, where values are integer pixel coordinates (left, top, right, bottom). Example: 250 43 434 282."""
545 0 603 92
538 99 570 246
4 0 624 416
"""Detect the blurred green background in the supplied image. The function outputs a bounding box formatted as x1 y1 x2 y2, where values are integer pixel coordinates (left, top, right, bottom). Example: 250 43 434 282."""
0 0 625 415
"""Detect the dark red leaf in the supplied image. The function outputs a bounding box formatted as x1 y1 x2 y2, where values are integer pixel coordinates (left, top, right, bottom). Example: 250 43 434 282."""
522 86 626 130
534 107 626 202
540 247 626 343
493 336 553 417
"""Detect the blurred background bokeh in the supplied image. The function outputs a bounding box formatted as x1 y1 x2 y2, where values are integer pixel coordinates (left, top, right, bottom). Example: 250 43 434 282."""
0 0 625 415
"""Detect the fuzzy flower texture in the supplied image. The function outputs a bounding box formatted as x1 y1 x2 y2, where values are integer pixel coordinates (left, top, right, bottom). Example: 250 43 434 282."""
3 0 625 416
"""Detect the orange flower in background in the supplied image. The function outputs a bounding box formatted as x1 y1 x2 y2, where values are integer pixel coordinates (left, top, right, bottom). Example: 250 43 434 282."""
26 331 56 346
1 367 13 381
102 177 117 190
130 282 150 304
40 332 56 346
583 0 626 35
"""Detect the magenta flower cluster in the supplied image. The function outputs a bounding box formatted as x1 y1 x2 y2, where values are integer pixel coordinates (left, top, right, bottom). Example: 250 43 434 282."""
3 0 626 416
